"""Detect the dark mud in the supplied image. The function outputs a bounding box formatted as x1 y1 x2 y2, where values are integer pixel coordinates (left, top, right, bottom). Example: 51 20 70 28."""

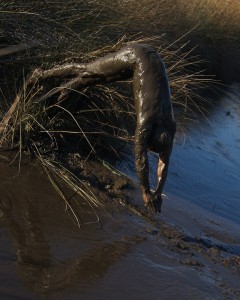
0 155 239 299
1 88 240 300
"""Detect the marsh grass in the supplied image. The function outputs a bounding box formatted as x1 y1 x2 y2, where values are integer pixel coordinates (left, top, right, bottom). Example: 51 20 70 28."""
37 152 103 227
1 0 235 221
1 0 240 78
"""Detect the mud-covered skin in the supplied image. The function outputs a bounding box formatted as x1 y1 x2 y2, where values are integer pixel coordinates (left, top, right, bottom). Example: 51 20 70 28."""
79 45 175 212
130 45 175 212
31 44 176 212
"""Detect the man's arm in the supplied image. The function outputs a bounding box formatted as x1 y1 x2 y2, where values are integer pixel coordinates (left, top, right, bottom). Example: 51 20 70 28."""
154 144 172 196
134 125 153 205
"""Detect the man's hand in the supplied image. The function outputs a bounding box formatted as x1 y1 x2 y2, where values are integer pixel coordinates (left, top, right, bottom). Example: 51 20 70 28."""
143 190 154 206
143 191 162 214
152 193 162 213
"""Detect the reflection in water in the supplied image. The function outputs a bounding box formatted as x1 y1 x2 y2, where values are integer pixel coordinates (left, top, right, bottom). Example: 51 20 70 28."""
0 160 132 296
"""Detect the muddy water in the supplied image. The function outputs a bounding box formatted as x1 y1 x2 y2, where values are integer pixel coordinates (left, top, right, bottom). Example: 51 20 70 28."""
1 89 240 299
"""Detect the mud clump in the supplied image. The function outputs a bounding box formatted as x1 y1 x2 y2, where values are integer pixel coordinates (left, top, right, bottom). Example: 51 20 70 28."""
222 256 240 270
53 149 130 191
179 258 204 267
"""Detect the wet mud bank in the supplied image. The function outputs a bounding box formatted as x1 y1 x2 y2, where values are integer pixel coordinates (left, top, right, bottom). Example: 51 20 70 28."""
0 152 240 299
0 88 240 299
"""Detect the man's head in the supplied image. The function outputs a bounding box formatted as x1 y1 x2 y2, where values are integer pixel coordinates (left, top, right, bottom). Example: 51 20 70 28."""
148 124 172 153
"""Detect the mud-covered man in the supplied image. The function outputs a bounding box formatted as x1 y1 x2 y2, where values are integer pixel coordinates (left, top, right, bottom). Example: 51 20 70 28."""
29 44 176 213
129 45 176 213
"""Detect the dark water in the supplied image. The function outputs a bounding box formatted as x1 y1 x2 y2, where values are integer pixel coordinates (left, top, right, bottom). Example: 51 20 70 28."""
1 88 240 300
117 87 240 225
169 90 240 224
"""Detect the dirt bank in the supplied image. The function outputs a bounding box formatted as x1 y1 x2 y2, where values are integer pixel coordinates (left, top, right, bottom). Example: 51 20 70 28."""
0 147 239 299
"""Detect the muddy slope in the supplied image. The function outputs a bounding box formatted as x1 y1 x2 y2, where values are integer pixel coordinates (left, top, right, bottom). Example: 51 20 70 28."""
0 150 240 300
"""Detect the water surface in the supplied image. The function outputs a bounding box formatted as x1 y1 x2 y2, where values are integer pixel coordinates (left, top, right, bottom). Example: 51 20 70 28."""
117 88 240 225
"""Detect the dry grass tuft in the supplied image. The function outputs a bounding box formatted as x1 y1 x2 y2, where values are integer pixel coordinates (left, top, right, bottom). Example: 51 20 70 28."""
1 0 232 220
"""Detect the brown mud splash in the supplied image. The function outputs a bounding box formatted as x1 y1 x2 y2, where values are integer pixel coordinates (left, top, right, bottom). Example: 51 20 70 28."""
0 150 240 300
